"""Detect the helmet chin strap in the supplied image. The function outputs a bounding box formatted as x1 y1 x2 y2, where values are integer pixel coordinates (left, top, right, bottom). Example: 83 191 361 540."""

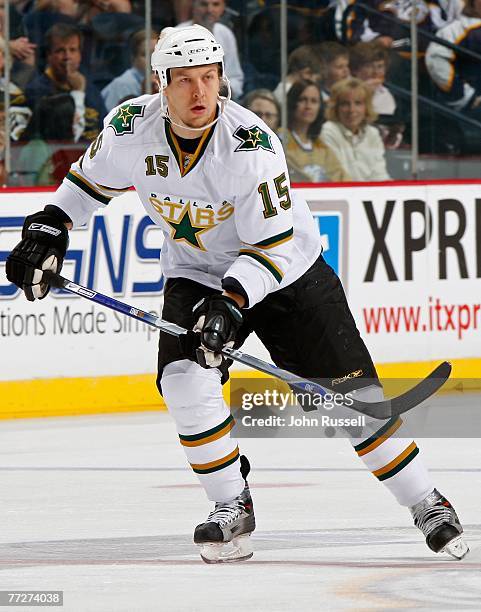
159 78 231 133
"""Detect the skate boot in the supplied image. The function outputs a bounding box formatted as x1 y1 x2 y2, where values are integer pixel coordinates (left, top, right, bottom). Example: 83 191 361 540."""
194 455 255 564
410 489 469 560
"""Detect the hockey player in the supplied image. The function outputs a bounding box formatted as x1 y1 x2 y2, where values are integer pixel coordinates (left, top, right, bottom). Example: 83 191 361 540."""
6 25 468 563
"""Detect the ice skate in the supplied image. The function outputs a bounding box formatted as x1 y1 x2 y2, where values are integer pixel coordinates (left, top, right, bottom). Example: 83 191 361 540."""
410 489 469 560
194 456 255 564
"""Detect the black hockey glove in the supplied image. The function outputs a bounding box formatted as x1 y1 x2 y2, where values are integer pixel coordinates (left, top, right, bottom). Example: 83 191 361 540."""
192 294 243 368
6 208 70 301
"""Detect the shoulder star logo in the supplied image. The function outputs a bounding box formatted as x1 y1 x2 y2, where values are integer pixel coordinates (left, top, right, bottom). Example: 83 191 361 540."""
233 125 274 153
163 203 213 250
108 103 145 136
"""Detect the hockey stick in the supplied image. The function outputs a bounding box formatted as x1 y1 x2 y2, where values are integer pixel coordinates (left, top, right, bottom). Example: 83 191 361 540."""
42 271 451 420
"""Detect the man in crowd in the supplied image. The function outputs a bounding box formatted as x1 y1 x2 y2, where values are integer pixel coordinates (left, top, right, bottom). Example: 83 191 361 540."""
25 23 106 142
102 29 159 111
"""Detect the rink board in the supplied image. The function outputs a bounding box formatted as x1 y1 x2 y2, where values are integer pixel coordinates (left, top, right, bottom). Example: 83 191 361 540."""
1 181 480 418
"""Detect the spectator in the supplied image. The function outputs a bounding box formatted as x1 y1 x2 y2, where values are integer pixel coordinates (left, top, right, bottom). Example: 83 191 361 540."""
349 41 404 148
177 0 244 98
172 0 192 23
342 0 464 96
273 44 323 102
279 80 350 183
242 88 280 131
77 0 132 23
0 0 36 89
23 0 79 51
321 77 390 181
344 0 462 51
349 42 396 113
101 29 158 111
317 41 350 100
25 23 107 141
426 0 481 115
0 37 32 143
17 93 77 185
130 0 175 30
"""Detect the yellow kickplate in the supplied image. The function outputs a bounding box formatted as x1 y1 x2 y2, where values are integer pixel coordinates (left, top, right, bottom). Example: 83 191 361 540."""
0 357 479 420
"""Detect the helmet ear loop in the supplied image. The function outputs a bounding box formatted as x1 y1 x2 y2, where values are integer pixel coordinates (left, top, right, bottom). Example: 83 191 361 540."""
218 75 232 112
156 70 170 120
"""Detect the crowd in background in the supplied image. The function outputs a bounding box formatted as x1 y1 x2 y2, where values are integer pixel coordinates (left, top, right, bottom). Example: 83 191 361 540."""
1 0 481 185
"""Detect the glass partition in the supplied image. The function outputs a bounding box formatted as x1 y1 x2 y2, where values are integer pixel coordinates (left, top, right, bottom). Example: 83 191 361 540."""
2 0 481 185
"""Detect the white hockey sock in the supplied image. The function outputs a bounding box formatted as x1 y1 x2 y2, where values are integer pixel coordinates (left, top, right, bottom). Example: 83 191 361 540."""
349 385 433 507
161 359 244 503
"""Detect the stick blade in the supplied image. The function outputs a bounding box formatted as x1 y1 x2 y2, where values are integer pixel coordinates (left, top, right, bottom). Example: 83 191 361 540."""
352 361 452 419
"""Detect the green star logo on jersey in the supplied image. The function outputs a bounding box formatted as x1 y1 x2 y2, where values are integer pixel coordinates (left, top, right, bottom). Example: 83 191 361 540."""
108 103 145 136
163 203 212 250
233 125 274 153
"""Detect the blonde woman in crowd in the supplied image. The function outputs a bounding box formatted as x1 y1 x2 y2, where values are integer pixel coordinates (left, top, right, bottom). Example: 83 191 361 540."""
321 78 390 181
279 79 350 183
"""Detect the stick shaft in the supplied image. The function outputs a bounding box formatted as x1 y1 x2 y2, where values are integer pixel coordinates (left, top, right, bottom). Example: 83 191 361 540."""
42 271 451 420
43 271 330 394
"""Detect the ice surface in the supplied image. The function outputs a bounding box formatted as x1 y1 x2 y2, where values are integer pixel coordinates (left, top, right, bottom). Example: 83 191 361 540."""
0 397 480 612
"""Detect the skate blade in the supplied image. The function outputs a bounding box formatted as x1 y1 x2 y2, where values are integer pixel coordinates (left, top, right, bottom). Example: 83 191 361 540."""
199 534 253 564
442 535 470 560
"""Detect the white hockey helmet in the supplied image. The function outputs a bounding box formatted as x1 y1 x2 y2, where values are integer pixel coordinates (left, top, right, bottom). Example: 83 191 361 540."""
151 25 225 90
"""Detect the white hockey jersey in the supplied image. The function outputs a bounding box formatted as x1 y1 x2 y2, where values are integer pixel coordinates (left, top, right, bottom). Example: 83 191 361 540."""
48 95 322 307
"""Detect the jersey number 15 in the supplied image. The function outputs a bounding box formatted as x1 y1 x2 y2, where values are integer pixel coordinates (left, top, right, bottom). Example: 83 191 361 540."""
258 172 292 219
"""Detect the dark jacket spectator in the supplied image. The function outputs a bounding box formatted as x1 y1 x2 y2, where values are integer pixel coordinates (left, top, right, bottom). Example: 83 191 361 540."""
17 92 80 185
25 23 106 141
425 0 481 112
342 0 463 52
0 1 36 89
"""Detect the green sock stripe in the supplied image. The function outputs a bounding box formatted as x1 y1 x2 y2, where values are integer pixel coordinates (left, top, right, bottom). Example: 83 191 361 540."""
192 451 240 475
377 446 419 481
353 417 400 453
179 415 234 443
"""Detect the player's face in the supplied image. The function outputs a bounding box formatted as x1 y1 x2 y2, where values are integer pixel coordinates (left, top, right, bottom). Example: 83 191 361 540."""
294 85 321 127
165 64 220 129
326 55 350 87
337 88 367 134
48 35 82 80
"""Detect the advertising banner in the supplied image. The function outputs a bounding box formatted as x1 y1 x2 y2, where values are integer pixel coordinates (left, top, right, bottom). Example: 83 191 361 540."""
1 183 480 383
